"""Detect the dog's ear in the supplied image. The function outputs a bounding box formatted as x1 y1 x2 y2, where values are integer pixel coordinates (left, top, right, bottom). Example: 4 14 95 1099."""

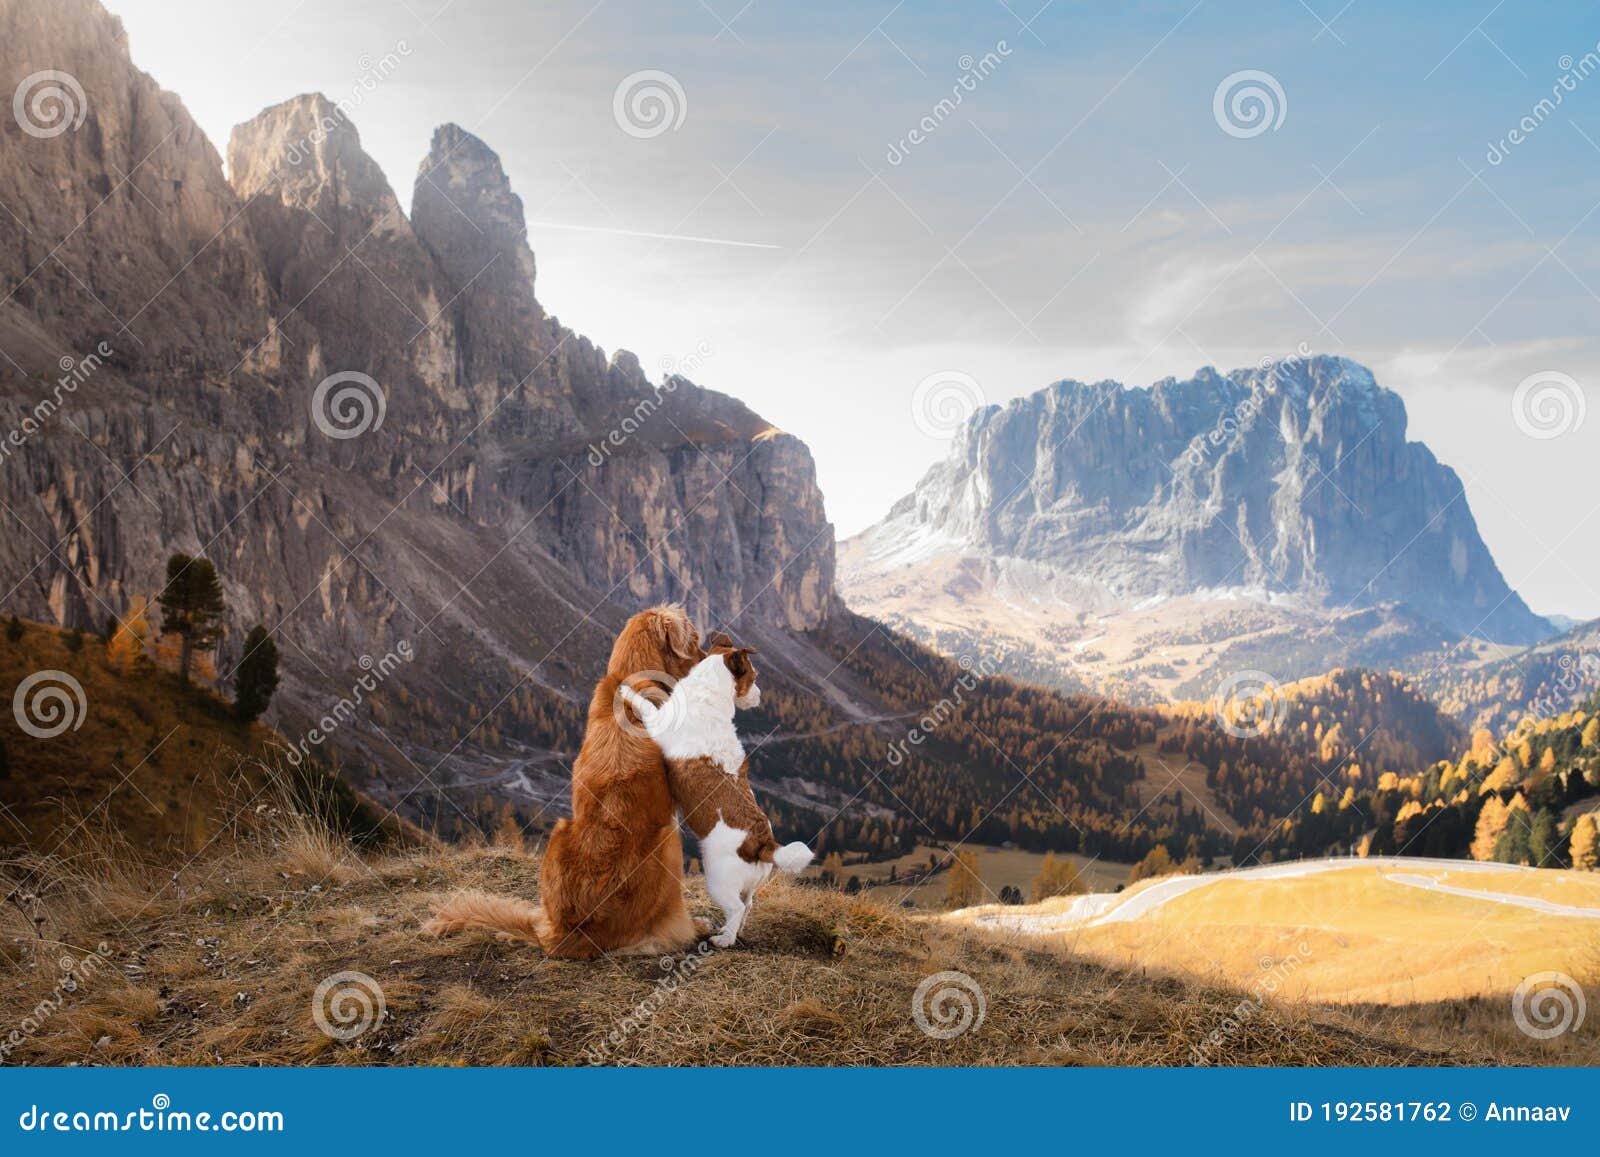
651 605 699 661
723 648 756 680
705 630 735 651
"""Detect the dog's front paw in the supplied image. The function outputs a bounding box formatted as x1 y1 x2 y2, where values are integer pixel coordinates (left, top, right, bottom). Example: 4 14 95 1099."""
711 931 737 948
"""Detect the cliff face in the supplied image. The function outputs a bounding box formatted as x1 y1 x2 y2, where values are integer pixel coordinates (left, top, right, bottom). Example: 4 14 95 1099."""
851 357 1546 645
0 0 833 815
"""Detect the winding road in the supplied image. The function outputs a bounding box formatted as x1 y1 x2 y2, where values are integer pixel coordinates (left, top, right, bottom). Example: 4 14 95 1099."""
973 856 1600 935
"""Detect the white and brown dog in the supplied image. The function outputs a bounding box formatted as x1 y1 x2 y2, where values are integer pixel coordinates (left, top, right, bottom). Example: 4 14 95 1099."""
619 644 812 947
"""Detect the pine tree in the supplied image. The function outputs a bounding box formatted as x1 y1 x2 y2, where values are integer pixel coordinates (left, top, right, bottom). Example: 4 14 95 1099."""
107 599 150 675
233 625 280 722
1492 795 1534 865
3 614 21 643
0 736 10 781
1529 807 1558 867
64 627 83 653
157 553 227 683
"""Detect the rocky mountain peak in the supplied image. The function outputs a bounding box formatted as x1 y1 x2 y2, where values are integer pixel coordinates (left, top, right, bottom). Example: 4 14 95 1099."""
849 357 1548 646
228 94 406 230
413 123 538 313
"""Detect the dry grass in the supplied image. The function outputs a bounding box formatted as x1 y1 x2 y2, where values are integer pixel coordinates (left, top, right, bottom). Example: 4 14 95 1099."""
0 817 1578 1067
963 865 1600 1012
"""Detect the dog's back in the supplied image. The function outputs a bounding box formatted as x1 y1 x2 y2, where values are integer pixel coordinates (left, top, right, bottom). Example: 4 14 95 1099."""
623 650 809 873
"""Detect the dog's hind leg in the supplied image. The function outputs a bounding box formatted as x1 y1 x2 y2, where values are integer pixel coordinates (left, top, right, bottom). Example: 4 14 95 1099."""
702 821 754 948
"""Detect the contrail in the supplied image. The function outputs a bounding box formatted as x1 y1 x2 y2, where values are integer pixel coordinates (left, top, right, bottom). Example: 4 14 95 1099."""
524 220 781 249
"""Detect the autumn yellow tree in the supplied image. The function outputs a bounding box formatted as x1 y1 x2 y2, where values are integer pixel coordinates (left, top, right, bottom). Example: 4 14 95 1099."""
1570 814 1599 871
1481 756 1520 794
943 850 984 909
1128 843 1175 885
1582 718 1600 750
107 597 150 674
1470 794 1509 861
1030 851 1085 901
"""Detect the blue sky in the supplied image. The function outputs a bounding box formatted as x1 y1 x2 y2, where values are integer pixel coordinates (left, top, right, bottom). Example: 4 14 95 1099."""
106 0 1600 617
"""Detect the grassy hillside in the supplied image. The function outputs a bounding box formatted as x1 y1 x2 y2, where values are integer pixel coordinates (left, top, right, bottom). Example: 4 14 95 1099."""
0 618 403 858
955 860 1600 1020
0 618 275 854
0 822 1561 1067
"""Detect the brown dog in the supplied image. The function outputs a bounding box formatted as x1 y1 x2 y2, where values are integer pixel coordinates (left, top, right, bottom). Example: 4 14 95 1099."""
424 604 706 958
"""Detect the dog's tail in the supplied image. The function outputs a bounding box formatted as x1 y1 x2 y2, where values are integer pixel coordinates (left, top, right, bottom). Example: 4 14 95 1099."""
421 890 549 948
769 840 814 874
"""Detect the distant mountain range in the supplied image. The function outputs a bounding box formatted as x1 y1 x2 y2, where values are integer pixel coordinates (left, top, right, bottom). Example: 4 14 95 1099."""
842 356 1563 710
